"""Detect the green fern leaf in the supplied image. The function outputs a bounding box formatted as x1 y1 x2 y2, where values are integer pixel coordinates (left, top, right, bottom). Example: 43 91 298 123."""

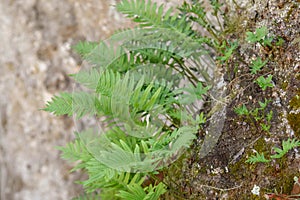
73 41 98 58
117 183 147 200
71 193 99 200
246 152 270 164
44 92 100 119
57 136 90 163
95 70 121 96
271 138 300 159
117 0 194 36
43 92 73 116
71 68 102 90
169 126 197 152
145 183 167 200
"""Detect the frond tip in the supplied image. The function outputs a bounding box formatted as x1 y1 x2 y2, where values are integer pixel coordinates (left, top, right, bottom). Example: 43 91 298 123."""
43 92 73 116
73 41 98 58
43 92 99 118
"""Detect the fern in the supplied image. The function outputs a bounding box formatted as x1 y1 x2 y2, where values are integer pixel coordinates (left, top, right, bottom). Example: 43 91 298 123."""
71 193 99 200
116 182 166 200
44 92 100 119
270 138 300 159
57 134 91 163
44 92 73 116
116 0 194 36
72 41 98 58
246 152 270 164
95 70 121 96
246 138 300 164
43 0 228 199
70 68 102 90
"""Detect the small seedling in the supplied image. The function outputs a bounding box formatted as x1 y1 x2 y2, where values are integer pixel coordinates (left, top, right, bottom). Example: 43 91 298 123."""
217 41 238 62
234 104 249 116
258 98 270 110
249 58 268 74
246 138 300 164
260 123 271 132
275 37 284 46
270 138 300 159
266 110 273 122
246 26 273 46
252 108 262 121
246 152 270 164
256 75 273 90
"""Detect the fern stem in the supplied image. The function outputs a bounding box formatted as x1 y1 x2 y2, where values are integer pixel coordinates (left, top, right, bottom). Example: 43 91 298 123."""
172 56 199 87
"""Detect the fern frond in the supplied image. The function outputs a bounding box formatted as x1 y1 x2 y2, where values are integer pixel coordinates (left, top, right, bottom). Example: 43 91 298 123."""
116 177 166 200
94 141 160 172
71 193 99 200
57 136 91 163
270 138 300 159
73 41 98 58
246 152 270 164
116 0 200 48
95 70 121 96
116 0 165 28
81 28 207 83
44 92 100 118
44 92 73 116
169 126 197 152
71 68 102 90
84 40 125 68
145 183 167 200
130 82 163 115
83 159 120 193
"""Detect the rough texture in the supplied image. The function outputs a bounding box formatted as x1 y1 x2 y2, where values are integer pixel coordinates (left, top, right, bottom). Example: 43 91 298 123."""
1 0 299 199
166 0 300 199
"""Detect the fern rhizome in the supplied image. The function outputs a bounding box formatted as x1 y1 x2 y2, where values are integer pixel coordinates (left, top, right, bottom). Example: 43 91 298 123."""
44 0 228 199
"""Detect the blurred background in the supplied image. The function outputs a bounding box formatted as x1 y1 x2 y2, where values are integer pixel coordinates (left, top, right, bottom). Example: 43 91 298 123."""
0 0 131 199
0 1 183 199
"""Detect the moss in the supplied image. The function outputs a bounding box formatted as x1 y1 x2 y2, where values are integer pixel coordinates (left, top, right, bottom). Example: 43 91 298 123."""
229 138 272 179
271 170 296 195
289 92 300 110
287 92 300 136
281 81 289 90
287 113 300 137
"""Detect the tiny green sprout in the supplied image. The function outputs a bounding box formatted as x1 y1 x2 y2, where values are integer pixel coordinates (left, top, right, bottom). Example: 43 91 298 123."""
234 104 249 115
246 139 300 165
249 58 268 74
246 26 273 46
246 26 268 43
256 75 273 90
258 98 270 110
210 0 222 12
197 112 207 124
246 152 270 164
260 123 271 132
252 108 262 121
262 36 273 47
270 138 300 159
276 37 285 46
266 110 273 122
217 41 238 62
